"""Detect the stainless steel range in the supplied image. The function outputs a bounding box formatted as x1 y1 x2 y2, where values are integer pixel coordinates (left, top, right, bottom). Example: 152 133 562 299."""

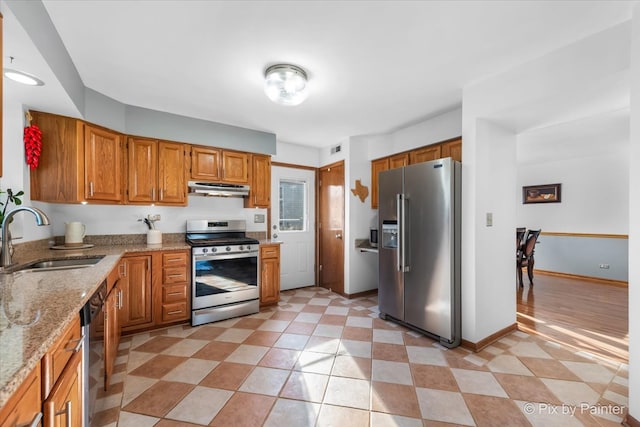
186 219 260 326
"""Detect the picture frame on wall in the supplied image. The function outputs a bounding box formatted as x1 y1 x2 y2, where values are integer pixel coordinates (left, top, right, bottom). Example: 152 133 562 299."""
522 183 561 204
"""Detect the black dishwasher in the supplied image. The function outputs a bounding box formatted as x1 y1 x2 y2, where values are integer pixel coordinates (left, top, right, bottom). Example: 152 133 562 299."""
79 280 107 427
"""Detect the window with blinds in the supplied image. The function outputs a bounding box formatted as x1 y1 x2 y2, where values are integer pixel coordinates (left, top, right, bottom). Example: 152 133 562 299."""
279 179 306 231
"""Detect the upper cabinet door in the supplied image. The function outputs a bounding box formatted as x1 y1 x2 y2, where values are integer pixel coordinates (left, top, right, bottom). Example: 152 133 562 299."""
389 153 409 169
371 157 390 209
191 146 221 181
245 154 271 208
409 145 442 164
222 150 249 184
158 141 186 205
85 124 123 202
441 138 462 162
127 137 158 204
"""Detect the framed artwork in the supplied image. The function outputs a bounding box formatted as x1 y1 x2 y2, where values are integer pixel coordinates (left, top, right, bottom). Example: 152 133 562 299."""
523 183 561 204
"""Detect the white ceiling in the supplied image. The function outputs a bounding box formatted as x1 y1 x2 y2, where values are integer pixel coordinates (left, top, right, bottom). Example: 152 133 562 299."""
6 1 636 147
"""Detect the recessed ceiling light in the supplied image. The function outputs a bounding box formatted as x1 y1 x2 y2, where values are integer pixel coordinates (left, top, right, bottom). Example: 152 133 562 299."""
264 64 308 106
4 68 45 86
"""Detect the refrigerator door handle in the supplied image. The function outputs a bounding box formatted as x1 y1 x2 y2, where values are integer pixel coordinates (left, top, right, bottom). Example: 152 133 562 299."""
402 195 409 272
396 193 402 272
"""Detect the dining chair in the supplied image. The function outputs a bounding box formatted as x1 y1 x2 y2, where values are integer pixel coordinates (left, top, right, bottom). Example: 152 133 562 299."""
517 229 541 287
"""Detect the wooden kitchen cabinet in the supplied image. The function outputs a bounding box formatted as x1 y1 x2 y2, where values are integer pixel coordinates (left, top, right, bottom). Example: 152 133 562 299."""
260 244 281 306
128 137 186 206
190 145 249 184
42 317 83 427
370 158 389 209
119 255 153 332
410 145 442 164
245 154 271 208
30 111 124 204
389 153 409 169
156 250 190 324
85 124 124 202
370 137 462 208
190 145 221 181
104 283 121 390
441 137 462 162
0 361 41 427
221 150 250 184
43 351 82 427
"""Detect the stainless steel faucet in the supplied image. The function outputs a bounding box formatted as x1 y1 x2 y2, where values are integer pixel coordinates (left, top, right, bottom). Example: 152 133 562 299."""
0 206 51 267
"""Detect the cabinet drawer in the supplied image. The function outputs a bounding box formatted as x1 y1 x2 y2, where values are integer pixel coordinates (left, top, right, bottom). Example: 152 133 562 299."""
161 302 188 322
163 285 187 303
42 316 82 399
163 252 188 267
0 361 41 427
163 267 188 284
260 245 279 258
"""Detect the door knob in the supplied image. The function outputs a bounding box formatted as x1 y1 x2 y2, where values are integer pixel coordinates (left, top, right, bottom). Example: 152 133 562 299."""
336 232 342 239
273 233 278 239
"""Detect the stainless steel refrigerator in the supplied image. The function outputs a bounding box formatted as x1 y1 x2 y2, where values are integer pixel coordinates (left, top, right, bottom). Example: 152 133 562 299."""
378 157 461 348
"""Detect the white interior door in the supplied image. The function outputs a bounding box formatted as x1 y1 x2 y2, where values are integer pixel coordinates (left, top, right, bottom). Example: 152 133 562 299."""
271 166 316 290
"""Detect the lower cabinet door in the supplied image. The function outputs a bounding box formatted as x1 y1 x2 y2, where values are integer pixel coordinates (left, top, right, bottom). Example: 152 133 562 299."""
0 362 41 427
44 350 83 427
104 283 122 390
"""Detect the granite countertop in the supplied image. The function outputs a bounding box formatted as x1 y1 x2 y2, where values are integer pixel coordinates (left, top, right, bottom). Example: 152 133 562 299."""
0 239 190 408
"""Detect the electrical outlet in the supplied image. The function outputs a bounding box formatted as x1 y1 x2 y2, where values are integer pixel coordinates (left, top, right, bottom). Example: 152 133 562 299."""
254 214 265 223
599 264 610 269
147 214 161 221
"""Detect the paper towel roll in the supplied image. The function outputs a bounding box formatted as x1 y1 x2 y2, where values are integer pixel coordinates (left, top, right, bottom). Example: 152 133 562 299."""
147 230 162 245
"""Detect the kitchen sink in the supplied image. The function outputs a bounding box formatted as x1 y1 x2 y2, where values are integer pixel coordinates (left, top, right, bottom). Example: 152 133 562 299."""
12 256 105 273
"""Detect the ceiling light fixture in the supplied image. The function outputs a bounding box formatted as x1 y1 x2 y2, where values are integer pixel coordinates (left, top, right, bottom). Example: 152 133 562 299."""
4 68 45 86
264 64 308 106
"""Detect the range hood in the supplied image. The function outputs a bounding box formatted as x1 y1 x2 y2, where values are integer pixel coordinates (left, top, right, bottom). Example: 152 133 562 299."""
188 181 250 197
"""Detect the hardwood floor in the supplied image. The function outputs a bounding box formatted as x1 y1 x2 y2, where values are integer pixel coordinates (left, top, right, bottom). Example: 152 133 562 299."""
517 272 628 364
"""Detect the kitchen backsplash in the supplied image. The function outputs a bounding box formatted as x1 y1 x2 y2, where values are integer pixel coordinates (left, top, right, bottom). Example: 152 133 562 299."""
31 196 268 239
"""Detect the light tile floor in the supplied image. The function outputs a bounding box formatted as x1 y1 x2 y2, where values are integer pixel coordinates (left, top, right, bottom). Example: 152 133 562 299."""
93 287 629 426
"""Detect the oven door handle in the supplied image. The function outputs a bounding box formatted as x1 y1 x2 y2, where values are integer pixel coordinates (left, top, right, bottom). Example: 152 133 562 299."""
194 252 258 262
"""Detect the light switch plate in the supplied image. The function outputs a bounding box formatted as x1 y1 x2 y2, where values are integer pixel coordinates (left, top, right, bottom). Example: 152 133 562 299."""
486 212 493 227
254 214 265 223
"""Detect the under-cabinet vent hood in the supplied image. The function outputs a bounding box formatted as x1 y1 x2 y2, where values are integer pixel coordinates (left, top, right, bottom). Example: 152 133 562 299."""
188 181 250 197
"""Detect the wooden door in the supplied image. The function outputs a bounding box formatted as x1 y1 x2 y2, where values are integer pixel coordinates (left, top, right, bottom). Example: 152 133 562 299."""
318 162 344 294
158 141 186 205
119 255 152 330
104 284 121 390
246 154 271 208
441 138 462 162
85 124 123 202
222 150 249 184
371 158 389 209
127 137 158 203
410 145 442 164
43 351 82 427
191 146 221 181
389 153 409 169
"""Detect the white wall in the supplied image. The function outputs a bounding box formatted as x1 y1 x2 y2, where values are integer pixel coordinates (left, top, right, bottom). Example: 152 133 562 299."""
273 141 321 168
627 3 639 421
369 108 462 160
346 137 378 295
517 110 629 234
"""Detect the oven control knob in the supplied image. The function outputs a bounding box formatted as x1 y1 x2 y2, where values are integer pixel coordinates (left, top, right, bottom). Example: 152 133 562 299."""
202 248 208 253
239 245 244 251
246 245 251 251
226 246 231 252
212 247 217 253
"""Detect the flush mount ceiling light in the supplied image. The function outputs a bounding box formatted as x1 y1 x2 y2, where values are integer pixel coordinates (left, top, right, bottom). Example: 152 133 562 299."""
4 68 45 86
264 64 308 106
